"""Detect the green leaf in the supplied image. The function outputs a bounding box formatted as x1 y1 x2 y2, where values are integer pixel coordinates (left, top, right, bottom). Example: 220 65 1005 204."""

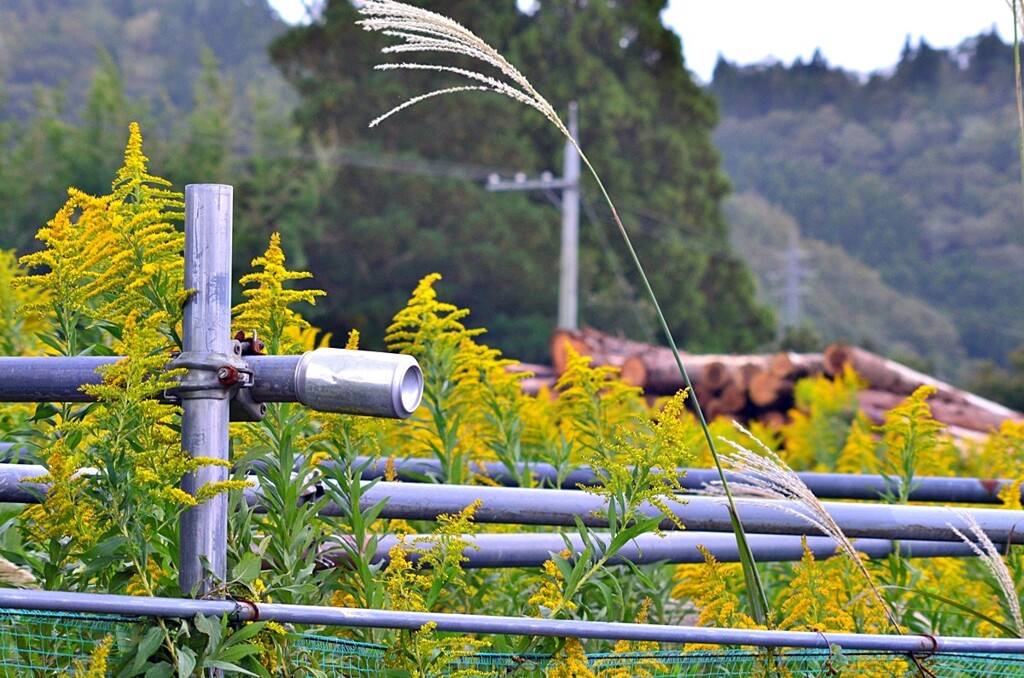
175 646 197 678
36 332 69 356
192 613 222 646
212 643 263 665
131 626 166 672
141 662 174 678
885 586 1021 638
223 621 265 645
31 401 59 422
81 536 130 575
231 551 263 583
206 660 259 675
727 504 771 626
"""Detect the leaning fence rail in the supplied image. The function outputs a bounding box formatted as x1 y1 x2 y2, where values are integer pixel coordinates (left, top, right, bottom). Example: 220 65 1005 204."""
2 588 1024 655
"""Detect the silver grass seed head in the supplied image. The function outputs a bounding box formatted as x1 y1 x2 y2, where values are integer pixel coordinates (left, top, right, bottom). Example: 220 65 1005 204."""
948 508 1024 637
358 0 568 137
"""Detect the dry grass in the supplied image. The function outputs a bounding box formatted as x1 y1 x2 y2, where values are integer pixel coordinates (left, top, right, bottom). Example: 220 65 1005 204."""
948 508 1024 637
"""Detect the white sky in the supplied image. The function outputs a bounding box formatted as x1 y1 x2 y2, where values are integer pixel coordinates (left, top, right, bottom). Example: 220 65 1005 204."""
269 1 1018 83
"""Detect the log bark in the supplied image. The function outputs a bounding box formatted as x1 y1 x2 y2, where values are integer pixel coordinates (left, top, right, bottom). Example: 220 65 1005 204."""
748 371 796 409
825 344 1020 426
550 330 593 375
770 351 824 380
630 350 774 396
857 388 1018 434
545 328 1023 436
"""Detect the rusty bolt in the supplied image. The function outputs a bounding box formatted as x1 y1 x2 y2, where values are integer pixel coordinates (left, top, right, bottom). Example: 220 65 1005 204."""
217 365 239 386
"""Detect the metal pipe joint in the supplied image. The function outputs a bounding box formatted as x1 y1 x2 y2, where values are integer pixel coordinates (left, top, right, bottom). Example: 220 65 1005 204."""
293 348 423 419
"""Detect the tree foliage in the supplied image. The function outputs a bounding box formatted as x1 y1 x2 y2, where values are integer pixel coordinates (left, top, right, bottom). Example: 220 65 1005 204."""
270 0 773 359
711 33 1024 378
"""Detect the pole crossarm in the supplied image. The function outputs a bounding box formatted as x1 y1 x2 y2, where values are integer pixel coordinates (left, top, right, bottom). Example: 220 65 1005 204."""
1 588 1022 654
487 102 581 330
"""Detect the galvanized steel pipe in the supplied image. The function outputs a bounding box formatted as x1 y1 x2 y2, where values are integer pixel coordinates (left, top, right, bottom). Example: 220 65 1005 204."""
0 465 979 564
1 464 1019 544
1 588 1023 654
333 532 976 569
341 481 1024 544
0 353 422 419
178 184 234 597
353 456 1021 504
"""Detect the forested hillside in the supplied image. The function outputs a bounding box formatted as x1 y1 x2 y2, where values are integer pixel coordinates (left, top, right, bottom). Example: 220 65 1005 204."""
0 0 774 364
711 34 1024 380
0 0 317 279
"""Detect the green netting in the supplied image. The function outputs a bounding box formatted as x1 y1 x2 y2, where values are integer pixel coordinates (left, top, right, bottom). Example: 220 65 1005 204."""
3 609 1024 676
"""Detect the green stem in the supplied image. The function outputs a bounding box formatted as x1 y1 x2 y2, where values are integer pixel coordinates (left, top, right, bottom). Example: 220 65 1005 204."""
571 140 771 626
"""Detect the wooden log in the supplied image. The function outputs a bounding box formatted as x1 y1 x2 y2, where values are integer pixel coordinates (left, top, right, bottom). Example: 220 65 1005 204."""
550 327 655 377
770 351 824 380
550 329 592 375
507 362 554 378
748 371 795 409
519 376 558 397
756 410 788 428
716 380 749 415
702 361 731 393
857 388 1017 434
825 344 1021 425
631 350 773 396
618 356 647 389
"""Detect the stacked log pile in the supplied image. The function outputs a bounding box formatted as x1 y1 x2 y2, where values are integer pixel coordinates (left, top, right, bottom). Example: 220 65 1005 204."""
529 328 1023 436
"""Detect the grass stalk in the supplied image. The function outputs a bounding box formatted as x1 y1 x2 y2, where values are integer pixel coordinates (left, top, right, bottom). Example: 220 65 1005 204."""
357 0 771 625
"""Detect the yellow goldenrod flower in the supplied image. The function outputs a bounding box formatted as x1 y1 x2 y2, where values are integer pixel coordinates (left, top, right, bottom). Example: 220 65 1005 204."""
233 232 325 355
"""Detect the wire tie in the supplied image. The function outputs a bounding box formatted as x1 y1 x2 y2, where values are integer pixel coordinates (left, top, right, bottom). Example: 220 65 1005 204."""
231 597 260 622
815 630 840 676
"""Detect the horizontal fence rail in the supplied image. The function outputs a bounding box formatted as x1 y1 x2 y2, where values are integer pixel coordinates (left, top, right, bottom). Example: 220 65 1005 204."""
2 464 1020 546
0 464 978 565
352 455 1018 504
1 588 1023 655
0 352 422 419
330 532 976 569
340 482 1024 544
2 443 1017 505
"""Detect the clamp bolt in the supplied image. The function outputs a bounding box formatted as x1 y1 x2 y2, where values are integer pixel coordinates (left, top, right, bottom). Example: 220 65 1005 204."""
217 365 239 386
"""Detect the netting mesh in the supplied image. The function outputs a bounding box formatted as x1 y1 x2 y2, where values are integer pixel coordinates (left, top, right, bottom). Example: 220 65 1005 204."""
2 608 1024 676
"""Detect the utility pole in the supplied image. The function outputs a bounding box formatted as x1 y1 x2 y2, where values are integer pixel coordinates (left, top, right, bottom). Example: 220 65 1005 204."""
769 230 813 338
782 232 804 330
488 102 581 331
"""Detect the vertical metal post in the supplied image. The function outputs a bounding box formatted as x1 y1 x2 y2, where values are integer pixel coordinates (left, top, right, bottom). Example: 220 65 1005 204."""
558 102 581 331
179 184 233 596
